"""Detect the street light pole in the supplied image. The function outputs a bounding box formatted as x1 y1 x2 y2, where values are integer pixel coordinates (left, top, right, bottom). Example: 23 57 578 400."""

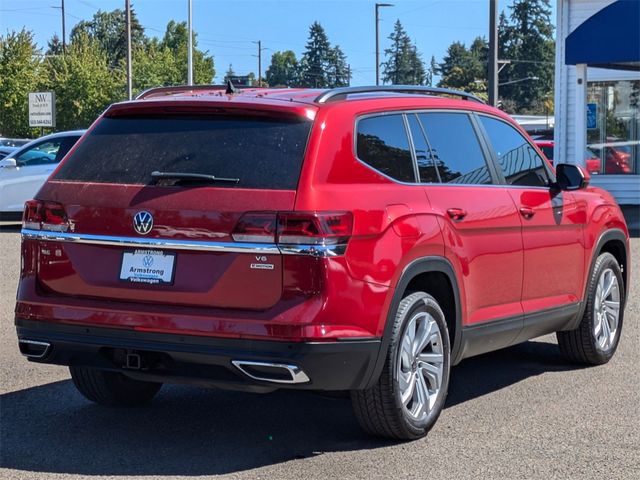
375 3 393 86
187 0 193 85
488 0 498 106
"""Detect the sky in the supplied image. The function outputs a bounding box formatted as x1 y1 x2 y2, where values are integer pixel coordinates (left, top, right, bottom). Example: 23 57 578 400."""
0 0 557 85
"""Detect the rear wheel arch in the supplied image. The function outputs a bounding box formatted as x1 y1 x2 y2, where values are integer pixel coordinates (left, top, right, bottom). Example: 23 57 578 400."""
364 256 463 389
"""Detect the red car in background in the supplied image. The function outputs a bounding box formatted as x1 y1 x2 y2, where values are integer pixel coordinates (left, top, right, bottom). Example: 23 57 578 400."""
534 140 602 174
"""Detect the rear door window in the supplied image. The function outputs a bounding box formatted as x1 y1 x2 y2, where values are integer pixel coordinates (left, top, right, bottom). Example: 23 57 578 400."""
418 112 492 185
356 114 416 182
479 115 550 187
54 116 312 189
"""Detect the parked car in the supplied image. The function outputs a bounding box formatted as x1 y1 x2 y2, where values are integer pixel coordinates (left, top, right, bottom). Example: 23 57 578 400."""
0 146 17 160
0 130 84 220
0 137 30 148
534 139 601 174
15 85 629 440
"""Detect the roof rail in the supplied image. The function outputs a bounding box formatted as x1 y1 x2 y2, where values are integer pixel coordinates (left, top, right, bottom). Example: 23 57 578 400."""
135 85 228 100
314 85 485 104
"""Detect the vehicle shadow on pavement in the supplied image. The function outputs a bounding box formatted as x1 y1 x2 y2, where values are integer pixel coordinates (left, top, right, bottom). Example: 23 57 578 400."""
0 339 583 476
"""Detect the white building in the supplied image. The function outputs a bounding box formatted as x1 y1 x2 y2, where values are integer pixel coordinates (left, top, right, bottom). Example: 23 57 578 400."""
554 0 639 228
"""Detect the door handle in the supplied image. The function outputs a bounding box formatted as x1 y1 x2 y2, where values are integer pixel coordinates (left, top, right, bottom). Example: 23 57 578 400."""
519 207 535 219
447 208 467 221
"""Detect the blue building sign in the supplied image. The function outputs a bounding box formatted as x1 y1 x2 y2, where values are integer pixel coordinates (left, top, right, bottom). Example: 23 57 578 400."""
587 103 597 129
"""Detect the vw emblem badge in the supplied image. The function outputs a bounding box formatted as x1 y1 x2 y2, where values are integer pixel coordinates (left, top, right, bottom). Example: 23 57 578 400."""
133 211 153 235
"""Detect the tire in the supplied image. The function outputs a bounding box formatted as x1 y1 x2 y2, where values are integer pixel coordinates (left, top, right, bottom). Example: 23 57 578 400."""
557 252 624 365
351 291 451 440
70 366 162 406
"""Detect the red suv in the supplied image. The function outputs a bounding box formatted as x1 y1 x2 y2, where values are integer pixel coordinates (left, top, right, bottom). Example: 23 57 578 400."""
15 85 630 440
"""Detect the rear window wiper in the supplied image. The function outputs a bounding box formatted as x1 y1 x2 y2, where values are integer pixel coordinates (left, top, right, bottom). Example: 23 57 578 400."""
150 171 240 186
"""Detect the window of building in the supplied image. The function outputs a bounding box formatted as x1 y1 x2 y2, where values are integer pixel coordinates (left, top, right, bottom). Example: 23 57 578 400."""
587 80 640 175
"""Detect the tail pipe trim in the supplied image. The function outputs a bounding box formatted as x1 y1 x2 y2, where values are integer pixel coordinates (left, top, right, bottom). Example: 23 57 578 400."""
231 360 310 384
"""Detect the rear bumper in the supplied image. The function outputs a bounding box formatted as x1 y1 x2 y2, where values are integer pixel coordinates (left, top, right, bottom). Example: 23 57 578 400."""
15 319 381 392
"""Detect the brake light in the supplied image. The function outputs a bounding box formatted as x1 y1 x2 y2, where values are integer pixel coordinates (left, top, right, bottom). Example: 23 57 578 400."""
22 200 69 232
231 212 277 242
232 211 353 250
277 212 352 245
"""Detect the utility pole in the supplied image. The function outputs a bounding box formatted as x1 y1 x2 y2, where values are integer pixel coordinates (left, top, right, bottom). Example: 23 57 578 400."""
187 0 193 85
253 41 265 86
375 3 393 86
488 0 498 106
257 40 262 86
125 0 132 100
61 0 66 54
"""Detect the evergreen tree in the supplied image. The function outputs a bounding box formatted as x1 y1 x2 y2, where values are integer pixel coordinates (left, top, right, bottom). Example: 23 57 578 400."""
437 37 488 100
382 20 424 85
499 0 555 112
46 34 63 56
224 64 236 81
160 20 215 84
266 50 299 87
70 9 145 69
327 45 350 87
299 22 332 88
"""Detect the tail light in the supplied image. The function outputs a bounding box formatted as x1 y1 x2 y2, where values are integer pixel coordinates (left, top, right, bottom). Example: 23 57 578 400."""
232 211 353 253
277 212 352 245
23 200 69 232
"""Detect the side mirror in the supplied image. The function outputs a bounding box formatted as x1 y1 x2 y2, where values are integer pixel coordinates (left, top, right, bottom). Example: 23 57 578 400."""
0 158 17 169
555 163 590 191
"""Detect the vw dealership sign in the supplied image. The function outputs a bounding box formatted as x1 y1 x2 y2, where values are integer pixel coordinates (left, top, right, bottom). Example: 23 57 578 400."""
28 92 56 128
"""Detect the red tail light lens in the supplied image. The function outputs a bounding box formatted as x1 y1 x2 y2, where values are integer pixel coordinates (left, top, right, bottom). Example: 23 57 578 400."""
231 213 277 243
277 212 353 245
23 200 43 230
22 200 69 232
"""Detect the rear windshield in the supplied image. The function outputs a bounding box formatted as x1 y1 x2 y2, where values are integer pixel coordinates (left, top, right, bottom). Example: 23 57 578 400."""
54 115 312 189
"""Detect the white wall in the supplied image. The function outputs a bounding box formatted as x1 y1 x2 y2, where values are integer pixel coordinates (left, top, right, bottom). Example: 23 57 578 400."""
554 0 640 205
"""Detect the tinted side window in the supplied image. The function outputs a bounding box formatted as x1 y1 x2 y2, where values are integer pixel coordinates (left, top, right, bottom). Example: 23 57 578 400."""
356 114 416 182
15 140 63 166
407 114 440 183
480 116 549 187
418 113 492 185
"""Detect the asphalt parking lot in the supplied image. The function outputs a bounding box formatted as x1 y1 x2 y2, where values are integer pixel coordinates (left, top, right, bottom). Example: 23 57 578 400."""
1 226 638 480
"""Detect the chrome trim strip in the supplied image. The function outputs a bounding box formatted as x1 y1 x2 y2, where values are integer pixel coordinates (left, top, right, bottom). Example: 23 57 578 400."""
21 229 280 254
279 244 347 257
231 360 310 384
21 229 346 257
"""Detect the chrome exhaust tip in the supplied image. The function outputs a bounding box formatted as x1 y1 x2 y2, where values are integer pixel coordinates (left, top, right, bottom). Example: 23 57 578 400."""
232 360 310 384
18 339 51 359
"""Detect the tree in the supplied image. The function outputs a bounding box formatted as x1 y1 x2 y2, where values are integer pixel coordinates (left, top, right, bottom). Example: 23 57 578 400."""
266 50 299 87
132 39 180 94
425 55 437 87
299 22 332 88
382 20 425 85
160 20 215 84
42 32 124 131
70 9 145 69
437 37 488 100
498 0 555 113
0 29 43 137
224 64 236 81
327 45 350 87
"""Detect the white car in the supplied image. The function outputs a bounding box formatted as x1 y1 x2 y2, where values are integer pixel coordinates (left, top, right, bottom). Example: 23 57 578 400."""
0 130 84 220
